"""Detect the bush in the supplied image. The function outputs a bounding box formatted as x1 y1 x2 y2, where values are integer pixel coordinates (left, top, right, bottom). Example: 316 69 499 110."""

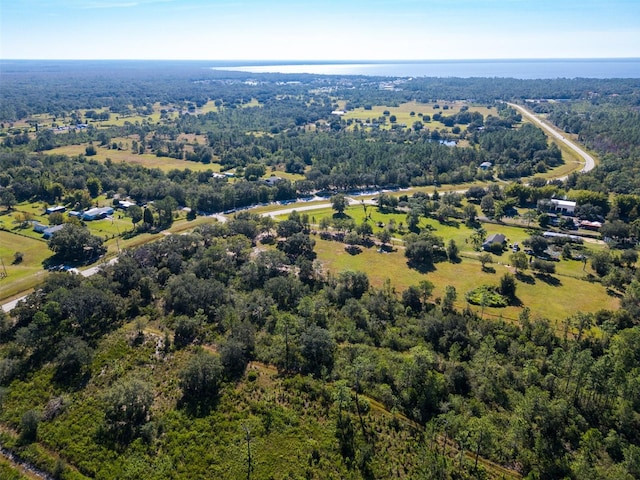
499 273 517 298
531 258 556 275
465 285 508 307
12 251 23 264
488 242 504 255
103 378 153 444
20 409 40 443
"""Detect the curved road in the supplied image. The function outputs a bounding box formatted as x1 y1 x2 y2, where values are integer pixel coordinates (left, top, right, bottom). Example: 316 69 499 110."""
507 102 595 174
1 104 596 314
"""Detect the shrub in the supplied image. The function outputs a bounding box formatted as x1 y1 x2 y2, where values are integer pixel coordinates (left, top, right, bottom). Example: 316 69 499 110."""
465 285 508 307
488 242 504 255
531 258 556 275
20 409 40 443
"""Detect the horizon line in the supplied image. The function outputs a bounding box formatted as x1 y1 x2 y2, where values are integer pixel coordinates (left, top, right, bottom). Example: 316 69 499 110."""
2 57 640 63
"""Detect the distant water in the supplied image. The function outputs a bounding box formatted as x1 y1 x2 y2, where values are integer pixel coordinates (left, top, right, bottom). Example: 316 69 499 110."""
211 59 640 79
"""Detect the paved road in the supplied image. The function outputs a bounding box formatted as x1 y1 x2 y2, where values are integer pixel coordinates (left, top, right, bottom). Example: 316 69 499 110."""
262 197 377 219
1 257 119 313
1 105 595 313
508 102 596 174
1 296 25 314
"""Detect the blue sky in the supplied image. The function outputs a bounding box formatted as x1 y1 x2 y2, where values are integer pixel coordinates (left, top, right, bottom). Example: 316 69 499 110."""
1 0 639 60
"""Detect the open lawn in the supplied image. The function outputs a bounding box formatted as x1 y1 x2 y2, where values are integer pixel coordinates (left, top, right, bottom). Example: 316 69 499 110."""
0 208 50 242
313 235 618 327
47 144 219 173
85 214 135 242
0 231 50 301
342 101 495 133
270 201 617 325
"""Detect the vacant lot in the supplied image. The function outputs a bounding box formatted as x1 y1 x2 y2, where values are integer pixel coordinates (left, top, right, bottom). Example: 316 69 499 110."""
0 230 50 301
47 144 218 173
342 101 494 132
313 235 618 326
271 201 617 324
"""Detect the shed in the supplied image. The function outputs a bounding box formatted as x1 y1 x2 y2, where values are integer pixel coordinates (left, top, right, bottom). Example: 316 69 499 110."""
45 205 66 215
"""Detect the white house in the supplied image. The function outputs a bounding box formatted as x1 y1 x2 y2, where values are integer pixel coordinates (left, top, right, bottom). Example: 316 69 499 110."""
550 199 576 215
82 206 114 221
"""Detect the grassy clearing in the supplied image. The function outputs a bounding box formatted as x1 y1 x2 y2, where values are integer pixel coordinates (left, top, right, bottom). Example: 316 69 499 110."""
0 231 50 301
343 101 494 133
282 202 618 324
264 170 306 182
313 234 618 325
47 144 218 173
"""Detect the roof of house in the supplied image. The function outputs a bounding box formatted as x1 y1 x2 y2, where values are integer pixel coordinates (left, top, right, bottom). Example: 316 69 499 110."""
580 220 602 228
42 224 65 238
264 176 283 186
543 231 582 241
551 199 577 208
82 206 114 219
46 205 66 213
483 233 506 245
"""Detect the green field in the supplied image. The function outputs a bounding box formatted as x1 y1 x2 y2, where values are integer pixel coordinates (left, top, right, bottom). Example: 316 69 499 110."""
342 101 494 133
313 234 618 326
0 230 50 301
47 144 218 173
270 201 618 325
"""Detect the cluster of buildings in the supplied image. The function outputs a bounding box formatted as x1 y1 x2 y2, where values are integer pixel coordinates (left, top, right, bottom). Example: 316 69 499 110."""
34 200 134 238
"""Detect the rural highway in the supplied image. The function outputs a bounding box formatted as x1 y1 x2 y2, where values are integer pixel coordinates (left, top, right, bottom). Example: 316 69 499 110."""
1 258 118 314
262 197 376 219
1 104 595 313
507 102 595 174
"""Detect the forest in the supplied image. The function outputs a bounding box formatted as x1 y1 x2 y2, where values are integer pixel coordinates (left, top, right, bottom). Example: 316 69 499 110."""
0 61 639 479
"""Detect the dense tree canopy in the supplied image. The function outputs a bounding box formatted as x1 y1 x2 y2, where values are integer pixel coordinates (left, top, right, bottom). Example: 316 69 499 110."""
47 224 106 262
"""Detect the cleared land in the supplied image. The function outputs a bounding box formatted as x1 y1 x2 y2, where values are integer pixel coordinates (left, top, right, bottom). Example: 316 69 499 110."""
342 101 494 133
313 235 618 326
272 201 618 323
47 144 218 173
0 230 50 301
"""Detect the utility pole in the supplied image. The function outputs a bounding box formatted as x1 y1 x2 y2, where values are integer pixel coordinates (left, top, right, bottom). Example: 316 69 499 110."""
0 257 7 279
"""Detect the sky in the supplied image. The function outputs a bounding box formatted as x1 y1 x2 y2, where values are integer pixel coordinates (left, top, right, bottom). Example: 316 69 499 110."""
1 0 639 61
